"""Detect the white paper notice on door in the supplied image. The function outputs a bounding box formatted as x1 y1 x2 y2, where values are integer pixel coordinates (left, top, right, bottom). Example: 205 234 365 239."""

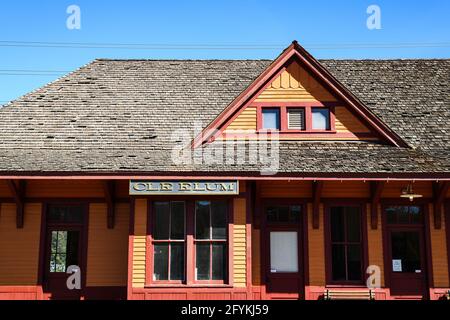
392 259 402 272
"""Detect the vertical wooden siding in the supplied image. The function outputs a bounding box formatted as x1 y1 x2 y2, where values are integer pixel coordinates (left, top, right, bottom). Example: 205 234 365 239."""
322 181 370 198
132 199 147 288
87 203 129 287
259 181 312 198
308 203 326 286
233 198 247 287
366 204 385 286
0 203 41 285
428 203 449 287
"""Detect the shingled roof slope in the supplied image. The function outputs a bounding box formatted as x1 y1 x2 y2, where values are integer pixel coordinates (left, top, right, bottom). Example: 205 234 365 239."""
0 59 448 175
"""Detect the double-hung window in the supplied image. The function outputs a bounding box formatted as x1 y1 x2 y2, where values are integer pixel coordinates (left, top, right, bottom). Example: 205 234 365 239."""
327 205 364 283
151 200 229 285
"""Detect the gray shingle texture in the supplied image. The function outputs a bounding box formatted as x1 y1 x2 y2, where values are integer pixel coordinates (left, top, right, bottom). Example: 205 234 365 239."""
0 59 448 175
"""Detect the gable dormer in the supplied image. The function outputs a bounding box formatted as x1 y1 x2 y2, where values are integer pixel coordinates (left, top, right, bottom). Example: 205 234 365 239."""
193 41 407 147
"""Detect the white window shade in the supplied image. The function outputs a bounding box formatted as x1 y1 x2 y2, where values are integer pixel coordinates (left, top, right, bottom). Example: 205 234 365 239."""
270 231 298 273
287 109 305 130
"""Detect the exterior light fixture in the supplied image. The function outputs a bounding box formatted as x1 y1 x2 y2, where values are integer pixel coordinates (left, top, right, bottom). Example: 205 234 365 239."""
400 183 423 202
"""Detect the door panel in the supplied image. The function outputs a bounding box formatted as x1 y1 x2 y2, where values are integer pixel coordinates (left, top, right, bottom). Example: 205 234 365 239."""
388 229 427 296
264 203 304 299
45 228 82 300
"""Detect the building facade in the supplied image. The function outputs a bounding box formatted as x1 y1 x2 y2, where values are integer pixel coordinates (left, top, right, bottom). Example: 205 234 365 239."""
0 42 449 300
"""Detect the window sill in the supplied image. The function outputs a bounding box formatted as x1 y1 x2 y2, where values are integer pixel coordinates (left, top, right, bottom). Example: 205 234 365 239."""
325 284 367 288
145 284 233 289
256 130 336 134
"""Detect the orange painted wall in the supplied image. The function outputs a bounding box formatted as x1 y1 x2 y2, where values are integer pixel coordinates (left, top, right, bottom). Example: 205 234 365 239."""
86 203 129 287
381 181 433 198
308 203 326 286
366 204 385 286
251 228 261 286
0 203 42 285
24 180 129 198
260 181 312 198
428 203 449 287
322 181 370 198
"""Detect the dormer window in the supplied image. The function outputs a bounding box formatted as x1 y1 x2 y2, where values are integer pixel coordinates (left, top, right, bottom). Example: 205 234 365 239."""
257 103 335 133
262 108 281 130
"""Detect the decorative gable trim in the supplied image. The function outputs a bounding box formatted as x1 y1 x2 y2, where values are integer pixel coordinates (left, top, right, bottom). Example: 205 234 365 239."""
192 41 409 148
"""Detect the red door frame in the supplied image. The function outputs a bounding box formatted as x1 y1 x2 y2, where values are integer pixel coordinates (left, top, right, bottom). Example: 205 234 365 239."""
37 202 89 299
323 201 369 286
445 201 450 283
260 199 308 299
381 201 433 299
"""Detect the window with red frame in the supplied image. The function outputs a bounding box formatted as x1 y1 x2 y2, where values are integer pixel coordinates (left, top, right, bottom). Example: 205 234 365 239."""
259 106 332 132
195 200 228 281
151 200 229 284
328 206 364 283
152 201 186 281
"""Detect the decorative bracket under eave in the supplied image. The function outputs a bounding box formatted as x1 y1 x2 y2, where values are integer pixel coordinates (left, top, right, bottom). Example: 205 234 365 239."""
104 180 116 229
6 179 26 228
370 181 385 230
433 181 449 229
312 181 324 229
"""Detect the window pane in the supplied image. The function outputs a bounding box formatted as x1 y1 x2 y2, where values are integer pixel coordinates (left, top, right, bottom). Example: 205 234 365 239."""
290 205 301 222
154 202 170 240
170 243 185 281
391 232 421 273
55 254 67 273
398 206 409 224
47 205 83 223
312 108 330 130
153 244 169 280
66 231 79 267
196 243 210 280
330 208 345 242
409 206 422 224
262 108 280 130
287 108 305 130
386 207 397 224
270 232 298 273
56 231 68 254
211 201 227 240
196 201 210 239
212 243 226 280
170 202 185 240
347 244 362 281
331 244 346 281
346 207 361 242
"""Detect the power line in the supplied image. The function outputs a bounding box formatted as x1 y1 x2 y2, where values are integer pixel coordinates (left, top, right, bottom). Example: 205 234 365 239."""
0 40 449 50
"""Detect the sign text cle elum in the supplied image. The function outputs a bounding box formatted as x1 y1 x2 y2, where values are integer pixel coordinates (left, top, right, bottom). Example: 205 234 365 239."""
129 180 239 195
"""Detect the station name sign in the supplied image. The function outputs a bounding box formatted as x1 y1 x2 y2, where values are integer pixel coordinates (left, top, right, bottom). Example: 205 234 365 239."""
129 180 239 195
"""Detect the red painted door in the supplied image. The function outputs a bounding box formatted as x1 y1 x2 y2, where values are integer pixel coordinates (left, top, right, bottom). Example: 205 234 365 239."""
42 204 86 300
263 204 304 299
387 228 427 297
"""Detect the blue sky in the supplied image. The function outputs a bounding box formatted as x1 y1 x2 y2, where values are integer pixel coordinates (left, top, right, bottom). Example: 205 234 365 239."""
0 0 449 103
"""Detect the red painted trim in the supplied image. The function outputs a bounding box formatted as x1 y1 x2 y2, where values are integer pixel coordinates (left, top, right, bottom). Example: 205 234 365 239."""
192 41 409 148
245 181 253 288
37 201 89 299
2 174 448 180
381 200 433 298
255 103 339 135
127 198 135 299
445 202 450 285
260 198 309 299
323 201 369 286
144 198 234 287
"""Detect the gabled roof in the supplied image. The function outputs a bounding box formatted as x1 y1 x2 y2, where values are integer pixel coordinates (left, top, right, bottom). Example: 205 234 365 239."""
0 49 449 176
193 41 409 148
